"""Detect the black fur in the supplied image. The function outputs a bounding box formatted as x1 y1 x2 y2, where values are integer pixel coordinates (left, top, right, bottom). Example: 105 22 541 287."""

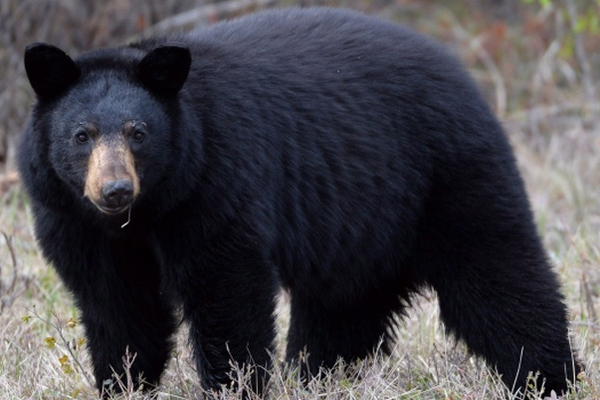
18 8 578 397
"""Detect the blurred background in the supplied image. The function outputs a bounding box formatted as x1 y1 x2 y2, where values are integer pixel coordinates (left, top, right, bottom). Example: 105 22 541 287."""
1 0 598 176
0 1 599 398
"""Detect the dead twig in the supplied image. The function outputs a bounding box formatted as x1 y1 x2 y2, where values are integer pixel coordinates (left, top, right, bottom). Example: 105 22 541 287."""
581 273 598 323
443 14 507 119
1 231 21 313
0 171 19 196
563 0 596 107
31 307 94 387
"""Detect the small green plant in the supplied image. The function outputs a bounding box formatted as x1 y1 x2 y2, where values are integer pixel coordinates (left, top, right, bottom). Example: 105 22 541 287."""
29 307 92 386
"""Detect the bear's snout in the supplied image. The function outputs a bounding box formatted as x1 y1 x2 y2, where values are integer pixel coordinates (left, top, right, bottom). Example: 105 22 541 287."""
101 179 134 210
83 137 140 214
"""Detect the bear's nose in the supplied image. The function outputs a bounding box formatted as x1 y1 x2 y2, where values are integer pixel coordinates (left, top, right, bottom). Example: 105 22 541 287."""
101 180 134 209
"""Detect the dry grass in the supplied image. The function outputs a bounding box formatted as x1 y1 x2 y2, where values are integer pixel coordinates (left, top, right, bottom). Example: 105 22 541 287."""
1 0 599 399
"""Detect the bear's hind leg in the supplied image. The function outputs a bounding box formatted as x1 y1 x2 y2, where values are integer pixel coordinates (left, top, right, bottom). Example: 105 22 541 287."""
422 220 578 395
285 279 407 378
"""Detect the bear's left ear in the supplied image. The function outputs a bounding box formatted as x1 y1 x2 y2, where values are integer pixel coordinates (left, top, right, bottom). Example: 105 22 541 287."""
24 43 81 99
136 44 191 96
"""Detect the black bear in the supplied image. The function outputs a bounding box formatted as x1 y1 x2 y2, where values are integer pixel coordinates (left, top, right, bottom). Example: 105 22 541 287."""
19 7 577 397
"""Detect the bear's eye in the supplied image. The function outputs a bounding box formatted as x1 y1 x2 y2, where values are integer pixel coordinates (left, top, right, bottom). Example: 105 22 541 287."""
132 129 145 142
75 130 89 144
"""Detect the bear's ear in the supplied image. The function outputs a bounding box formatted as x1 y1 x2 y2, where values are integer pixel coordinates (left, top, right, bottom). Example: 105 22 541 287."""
24 43 80 99
136 44 191 96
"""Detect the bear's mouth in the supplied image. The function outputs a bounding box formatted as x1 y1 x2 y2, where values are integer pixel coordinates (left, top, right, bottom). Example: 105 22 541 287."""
93 202 131 216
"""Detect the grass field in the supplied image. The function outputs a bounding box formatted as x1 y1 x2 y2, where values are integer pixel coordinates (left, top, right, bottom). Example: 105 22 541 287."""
1 1 599 399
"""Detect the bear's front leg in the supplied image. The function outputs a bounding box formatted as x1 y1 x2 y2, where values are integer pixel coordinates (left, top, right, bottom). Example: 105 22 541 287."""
79 244 178 397
186 277 277 396
157 223 279 396
32 204 178 397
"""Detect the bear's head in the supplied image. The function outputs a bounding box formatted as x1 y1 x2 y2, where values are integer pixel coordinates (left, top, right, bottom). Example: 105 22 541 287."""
23 42 191 215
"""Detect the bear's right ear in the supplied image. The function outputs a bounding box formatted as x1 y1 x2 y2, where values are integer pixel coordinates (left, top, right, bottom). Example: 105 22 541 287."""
24 43 80 99
136 44 191 96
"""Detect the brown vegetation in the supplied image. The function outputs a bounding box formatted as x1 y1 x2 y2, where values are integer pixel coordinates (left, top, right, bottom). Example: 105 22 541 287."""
1 0 599 398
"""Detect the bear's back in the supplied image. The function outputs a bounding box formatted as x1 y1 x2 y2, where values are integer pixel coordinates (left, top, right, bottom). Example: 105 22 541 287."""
136 8 470 99
136 9 511 293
